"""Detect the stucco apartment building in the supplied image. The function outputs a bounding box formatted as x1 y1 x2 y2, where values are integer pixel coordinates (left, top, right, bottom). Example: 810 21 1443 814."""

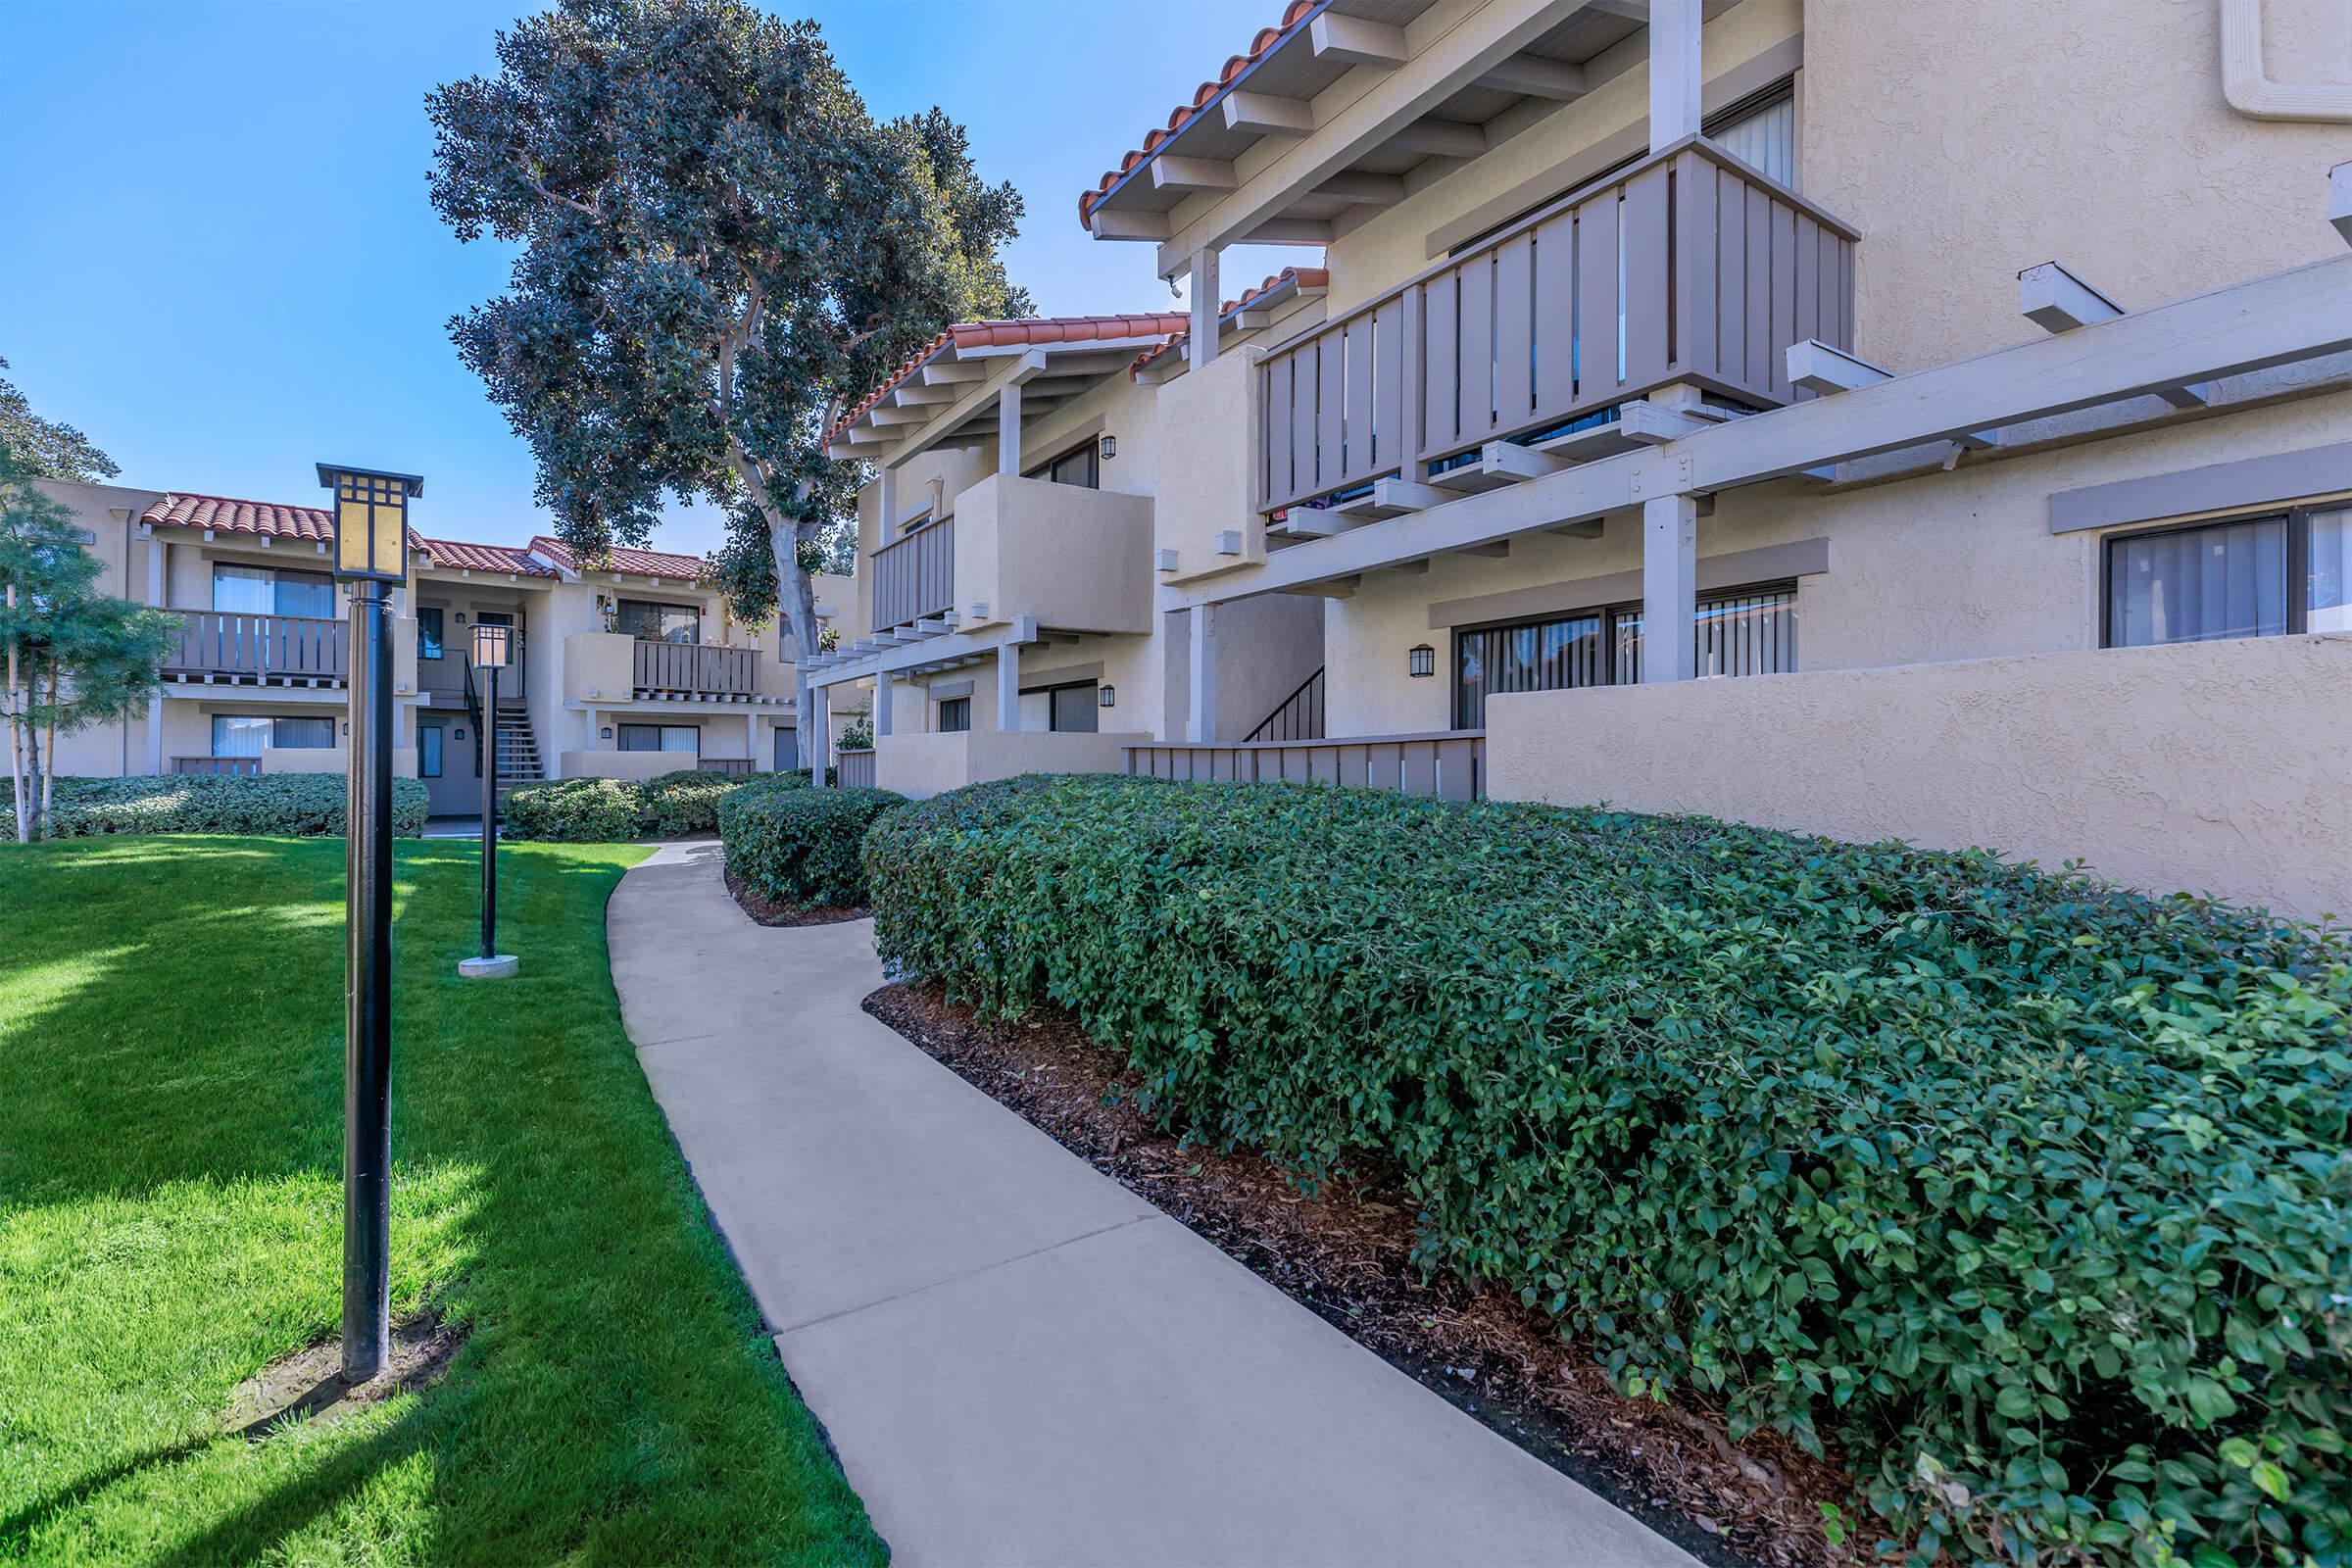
40 477 858 816
807 0 2352 918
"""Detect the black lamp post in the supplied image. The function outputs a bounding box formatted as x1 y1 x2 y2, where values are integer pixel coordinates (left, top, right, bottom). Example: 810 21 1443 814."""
461 622 518 982
318 461 421 1386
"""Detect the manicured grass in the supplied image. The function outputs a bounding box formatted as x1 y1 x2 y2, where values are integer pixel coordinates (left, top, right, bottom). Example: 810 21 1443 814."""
0 836 884 1566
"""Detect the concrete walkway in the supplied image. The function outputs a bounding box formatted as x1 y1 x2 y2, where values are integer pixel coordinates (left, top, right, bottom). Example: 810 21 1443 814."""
609 841 1694 1568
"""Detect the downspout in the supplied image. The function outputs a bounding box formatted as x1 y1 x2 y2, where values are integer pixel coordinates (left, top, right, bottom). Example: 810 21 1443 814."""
2220 0 2352 122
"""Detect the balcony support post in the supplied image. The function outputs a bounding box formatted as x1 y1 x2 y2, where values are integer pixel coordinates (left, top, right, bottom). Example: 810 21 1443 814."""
144 535 168 772
1641 492 1699 683
812 683 833 786
1648 0 1702 152
996 640 1021 731
877 464 898 547
875 673 894 738
1188 247 1221 370
998 380 1023 476
1187 603 1218 742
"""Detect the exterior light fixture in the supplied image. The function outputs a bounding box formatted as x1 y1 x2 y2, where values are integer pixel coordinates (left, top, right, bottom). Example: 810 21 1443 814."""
461 623 518 984
1098 684 1115 708
1408 643 1437 678
599 725 612 740
316 460 423 1389
455 612 467 624
1099 434 1116 461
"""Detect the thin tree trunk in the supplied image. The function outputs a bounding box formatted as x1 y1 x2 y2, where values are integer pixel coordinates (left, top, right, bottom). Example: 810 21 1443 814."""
6 582 25 845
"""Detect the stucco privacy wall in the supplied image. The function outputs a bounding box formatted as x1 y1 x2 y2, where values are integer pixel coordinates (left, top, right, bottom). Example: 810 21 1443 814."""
1486 632 2352 921
1803 0 2352 373
874 727 1150 800
1319 391 2352 736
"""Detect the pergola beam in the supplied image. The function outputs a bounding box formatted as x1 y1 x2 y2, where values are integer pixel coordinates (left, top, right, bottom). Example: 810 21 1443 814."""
1152 156 1238 193
1310 13 1407 69
1478 55 1588 99
1223 91 1315 136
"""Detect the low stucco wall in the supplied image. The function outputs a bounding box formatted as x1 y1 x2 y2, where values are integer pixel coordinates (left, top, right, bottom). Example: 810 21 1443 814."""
1485 633 2352 921
559 749 687 783
258 744 420 780
875 728 1151 800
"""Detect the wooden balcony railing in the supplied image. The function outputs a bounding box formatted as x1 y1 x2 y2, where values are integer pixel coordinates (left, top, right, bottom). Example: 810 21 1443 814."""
696 758 754 776
1127 730 1485 802
1258 136 1858 513
871 518 955 631
836 749 876 789
172 756 263 776
631 639 759 698
163 611 348 682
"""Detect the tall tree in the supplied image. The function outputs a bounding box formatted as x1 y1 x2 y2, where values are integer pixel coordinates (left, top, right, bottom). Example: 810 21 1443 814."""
0 357 120 484
428 0 1028 732
0 447 176 840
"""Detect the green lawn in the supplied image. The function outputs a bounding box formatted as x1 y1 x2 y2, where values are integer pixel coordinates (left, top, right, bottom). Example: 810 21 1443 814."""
0 836 884 1566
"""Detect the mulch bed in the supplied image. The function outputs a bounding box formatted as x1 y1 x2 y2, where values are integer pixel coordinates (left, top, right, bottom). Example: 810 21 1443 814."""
723 867 866 927
864 981 1864 1568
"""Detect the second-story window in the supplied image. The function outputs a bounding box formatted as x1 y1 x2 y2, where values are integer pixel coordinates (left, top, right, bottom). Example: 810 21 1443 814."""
615 599 702 644
213 564 335 618
1025 440 1101 490
416 607 445 661
1710 85 1794 188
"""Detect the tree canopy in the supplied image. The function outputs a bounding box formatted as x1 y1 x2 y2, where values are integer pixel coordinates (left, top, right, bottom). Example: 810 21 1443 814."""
428 0 1029 717
0 357 119 485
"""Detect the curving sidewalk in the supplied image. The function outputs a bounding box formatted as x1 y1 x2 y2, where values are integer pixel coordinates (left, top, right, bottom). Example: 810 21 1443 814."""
609 841 1694 1568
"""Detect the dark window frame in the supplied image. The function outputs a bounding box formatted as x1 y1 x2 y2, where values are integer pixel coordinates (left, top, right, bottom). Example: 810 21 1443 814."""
937 696 971 733
616 721 702 755
1452 579 1798 729
614 598 704 645
1023 438 1102 491
416 606 445 661
2098 508 2322 650
418 722 444 778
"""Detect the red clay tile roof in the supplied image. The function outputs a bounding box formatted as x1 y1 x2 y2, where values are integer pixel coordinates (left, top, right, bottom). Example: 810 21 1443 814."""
828 313 1193 445
1131 268 1330 374
143 493 429 552
1078 0 1323 227
417 537 559 577
527 534 710 581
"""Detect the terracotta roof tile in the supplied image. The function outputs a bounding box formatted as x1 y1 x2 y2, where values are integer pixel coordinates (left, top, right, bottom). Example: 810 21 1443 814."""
527 534 710 581
827 312 1192 445
417 537 560 577
1078 0 1324 227
1131 268 1331 374
143 493 429 553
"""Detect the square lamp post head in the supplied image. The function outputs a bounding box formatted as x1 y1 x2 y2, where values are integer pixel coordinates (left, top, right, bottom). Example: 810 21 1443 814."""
318 464 422 585
470 621 513 669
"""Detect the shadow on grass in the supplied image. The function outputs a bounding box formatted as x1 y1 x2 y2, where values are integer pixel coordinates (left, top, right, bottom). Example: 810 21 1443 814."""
0 837 882 1565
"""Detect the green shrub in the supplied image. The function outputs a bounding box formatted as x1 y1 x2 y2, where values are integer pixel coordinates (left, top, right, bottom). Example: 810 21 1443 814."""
499 777 652 842
10 773 429 838
720 784 903 908
864 775 2352 1564
640 768 744 837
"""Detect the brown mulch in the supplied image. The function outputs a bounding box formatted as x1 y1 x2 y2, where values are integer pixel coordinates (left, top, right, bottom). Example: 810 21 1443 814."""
864 981 1865 1568
723 867 866 927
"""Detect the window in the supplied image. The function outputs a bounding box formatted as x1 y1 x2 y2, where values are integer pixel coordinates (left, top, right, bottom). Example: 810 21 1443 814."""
1710 86 1795 187
773 726 800 772
213 564 335 617
615 599 702 644
618 723 700 754
1025 440 1101 490
419 723 444 778
212 714 335 757
937 697 971 733
1049 682 1100 733
1453 585 1797 728
2105 509 2348 647
417 607 444 661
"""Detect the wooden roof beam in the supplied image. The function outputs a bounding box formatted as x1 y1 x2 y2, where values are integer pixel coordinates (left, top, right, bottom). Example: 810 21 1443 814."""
1477 55 1588 99
1223 90 1315 137
1152 156 1238 193
1310 14 1406 69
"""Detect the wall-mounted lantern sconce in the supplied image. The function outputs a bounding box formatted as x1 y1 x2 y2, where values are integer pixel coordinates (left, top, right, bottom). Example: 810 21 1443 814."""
455 611 467 625
454 728 466 741
1407 643 1436 678
599 726 612 740
342 720 350 736
1099 434 1116 461
1098 684 1116 709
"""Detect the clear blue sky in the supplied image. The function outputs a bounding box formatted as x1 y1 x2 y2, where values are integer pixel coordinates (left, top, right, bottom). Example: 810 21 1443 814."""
0 0 1303 557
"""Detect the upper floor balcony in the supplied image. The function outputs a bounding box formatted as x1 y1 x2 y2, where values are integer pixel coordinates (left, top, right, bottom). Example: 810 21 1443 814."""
564 631 773 707
163 609 348 685
867 474 1154 640
1257 138 1856 518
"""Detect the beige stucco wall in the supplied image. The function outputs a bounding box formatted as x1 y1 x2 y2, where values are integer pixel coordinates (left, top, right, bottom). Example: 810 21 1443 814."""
1487 631 2352 921
874 726 1152 800
1804 0 2352 374
952 474 1154 634
1321 389 2352 735
1152 351 1266 586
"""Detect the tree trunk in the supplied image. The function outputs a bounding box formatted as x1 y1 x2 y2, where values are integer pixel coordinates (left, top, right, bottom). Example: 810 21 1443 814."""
5 582 24 845
764 514 823 781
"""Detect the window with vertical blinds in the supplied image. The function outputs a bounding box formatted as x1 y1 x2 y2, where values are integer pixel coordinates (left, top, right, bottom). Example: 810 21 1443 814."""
2104 509 2347 648
1454 584 1798 728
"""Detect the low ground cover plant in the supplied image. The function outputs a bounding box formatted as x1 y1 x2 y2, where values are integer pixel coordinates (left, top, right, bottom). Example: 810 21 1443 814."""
863 774 2352 1564
11 773 429 837
720 783 902 908
502 768 783 841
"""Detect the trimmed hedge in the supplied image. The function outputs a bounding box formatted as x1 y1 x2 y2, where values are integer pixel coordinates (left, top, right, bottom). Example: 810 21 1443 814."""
864 775 2352 1565
719 783 903 908
9 773 430 838
501 768 785 842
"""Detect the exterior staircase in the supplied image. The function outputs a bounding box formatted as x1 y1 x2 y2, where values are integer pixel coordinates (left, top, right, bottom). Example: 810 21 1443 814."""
489 703 543 793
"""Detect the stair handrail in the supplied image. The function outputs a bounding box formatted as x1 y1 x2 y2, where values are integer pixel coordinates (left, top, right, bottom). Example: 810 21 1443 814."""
1244 665 1326 743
